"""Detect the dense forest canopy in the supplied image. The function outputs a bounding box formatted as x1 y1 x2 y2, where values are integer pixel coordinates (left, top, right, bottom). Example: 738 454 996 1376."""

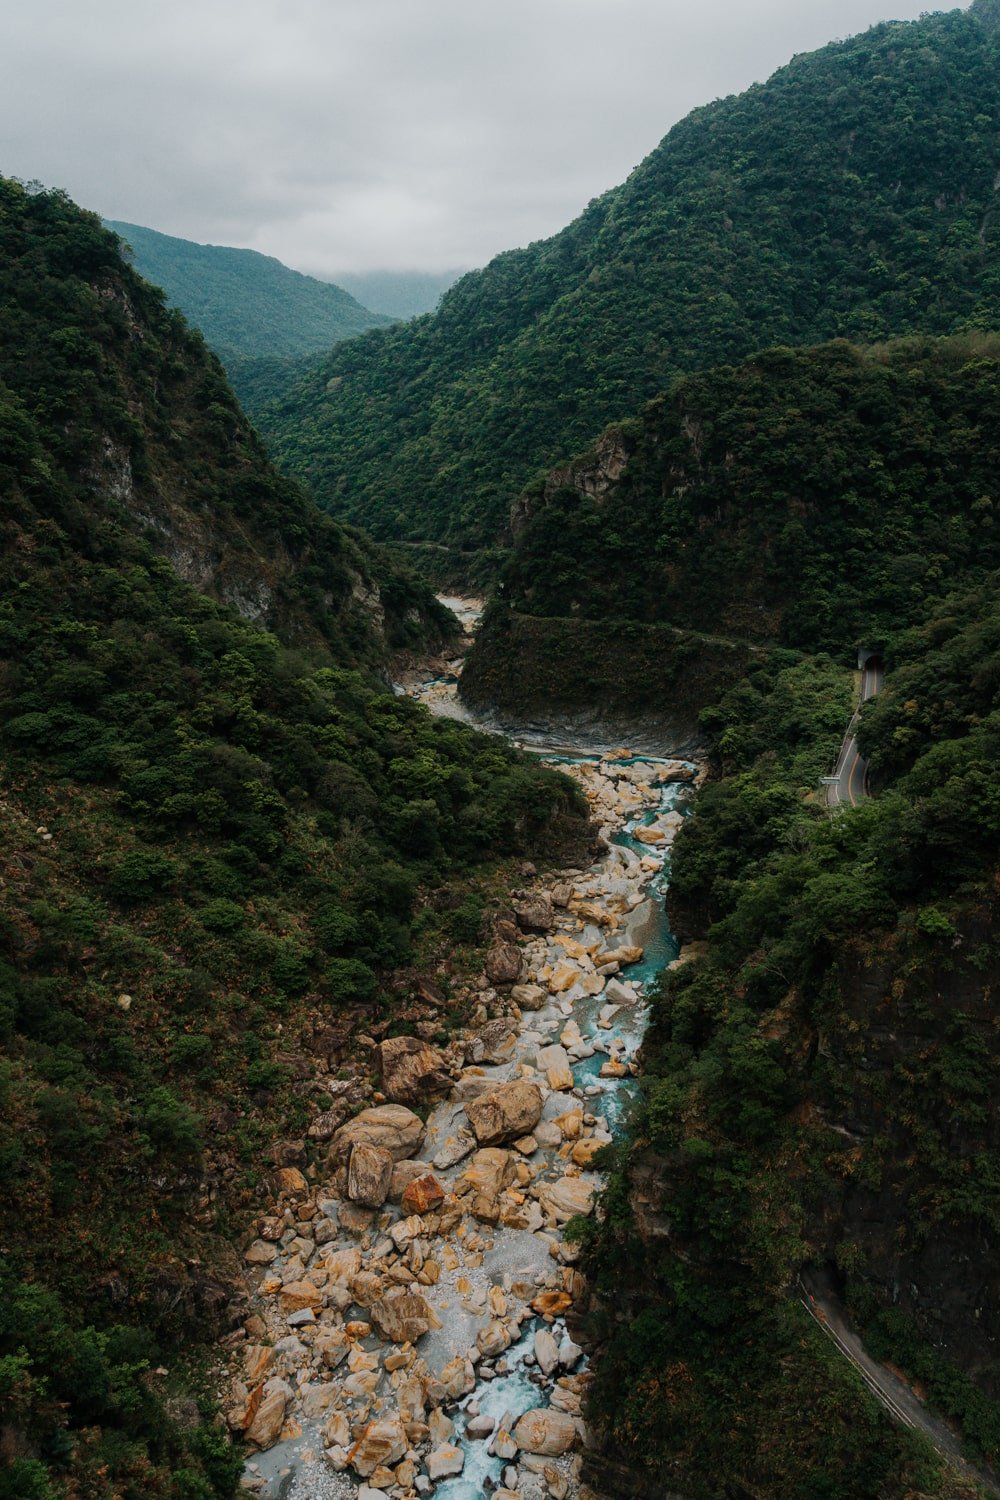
251 3 1000 548
496 335 1000 654
106 219 391 366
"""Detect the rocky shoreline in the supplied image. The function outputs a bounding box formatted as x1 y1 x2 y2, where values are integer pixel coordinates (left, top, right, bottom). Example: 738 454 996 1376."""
224 743 698 1500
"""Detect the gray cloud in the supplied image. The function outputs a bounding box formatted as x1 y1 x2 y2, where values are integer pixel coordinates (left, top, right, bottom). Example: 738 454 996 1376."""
0 0 954 274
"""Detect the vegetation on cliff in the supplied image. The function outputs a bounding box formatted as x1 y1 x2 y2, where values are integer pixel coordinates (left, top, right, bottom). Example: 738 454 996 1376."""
251 3 1000 546
0 178 585 1500
581 578 1000 1497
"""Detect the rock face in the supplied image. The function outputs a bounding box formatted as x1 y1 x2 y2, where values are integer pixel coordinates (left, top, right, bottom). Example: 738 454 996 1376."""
379 1035 449 1103
485 941 524 986
465 1081 544 1145
347 1142 394 1207
513 1406 578 1456
331 1104 424 1162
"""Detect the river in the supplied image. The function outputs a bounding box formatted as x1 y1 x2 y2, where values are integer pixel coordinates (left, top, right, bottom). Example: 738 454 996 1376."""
232 603 696 1500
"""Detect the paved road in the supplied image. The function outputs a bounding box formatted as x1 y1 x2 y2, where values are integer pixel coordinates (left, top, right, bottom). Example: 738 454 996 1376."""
826 656 883 808
800 1271 1000 1495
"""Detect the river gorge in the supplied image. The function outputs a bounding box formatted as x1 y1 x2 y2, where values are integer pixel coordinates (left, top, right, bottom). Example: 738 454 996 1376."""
229 606 701 1500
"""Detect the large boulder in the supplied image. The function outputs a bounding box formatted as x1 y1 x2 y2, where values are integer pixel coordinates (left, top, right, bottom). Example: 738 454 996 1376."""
511 983 547 1011
536 1043 574 1091
455 1147 516 1223
369 1288 441 1344
347 1141 394 1207
379 1035 449 1103
347 1413 408 1477
401 1173 445 1215
244 1376 292 1449
466 1018 517 1065
330 1104 424 1163
514 893 554 933
539 1175 595 1222
512 1407 578 1456
464 1081 544 1145
485 941 524 987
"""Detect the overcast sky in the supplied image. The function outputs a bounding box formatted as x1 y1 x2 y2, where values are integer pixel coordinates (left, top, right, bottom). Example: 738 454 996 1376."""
1 0 961 278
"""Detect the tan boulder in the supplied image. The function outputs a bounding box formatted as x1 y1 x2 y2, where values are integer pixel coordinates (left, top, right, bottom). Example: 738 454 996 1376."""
465 1081 544 1146
388 1158 433 1200
244 1377 292 1450
347 1413 408 1477
347 1141 394 1207
318 1245 362 1283
536 1043 574 1092
455 1148 515 1223
427 1445 465 1480
401 1173 445 1215
331 1103 424 1162
278 1280 322 1314
511 983 547 1011
513 1406 578 1456
532 1289 573 1319
571 1137 608 1167
370 1288 442 1344
439 1355 476 1399
271 1166 308 1198
485 941 524 986
514 893 554 933
244 1239 278 1265
476 1319 512 1358
539 1175 595 1222
379 1035 449 1103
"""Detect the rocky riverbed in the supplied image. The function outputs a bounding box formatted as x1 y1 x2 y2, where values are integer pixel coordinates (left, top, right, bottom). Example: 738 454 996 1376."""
225 613 700 1500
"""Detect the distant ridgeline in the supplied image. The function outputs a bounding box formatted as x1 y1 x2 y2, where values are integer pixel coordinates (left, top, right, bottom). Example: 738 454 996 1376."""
0 177 585 1500
253 1 1000 548
105 218 392 366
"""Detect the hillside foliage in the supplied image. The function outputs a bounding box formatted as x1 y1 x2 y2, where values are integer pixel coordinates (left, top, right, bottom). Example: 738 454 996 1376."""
252 4 1000 546
581 578 1000 1497
106 220 391 367
0 178 585 1500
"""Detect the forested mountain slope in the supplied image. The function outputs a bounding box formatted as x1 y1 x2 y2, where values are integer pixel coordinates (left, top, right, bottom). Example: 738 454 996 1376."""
0 179 584 1500
580 573 1000 1498
106 220 391 365
462 334 1000 730
254 0 1000 547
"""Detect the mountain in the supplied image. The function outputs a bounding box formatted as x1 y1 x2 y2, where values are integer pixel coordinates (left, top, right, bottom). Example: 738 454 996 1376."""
332 267 466 319
462 334 1000 733
581 572 1000 1497
0 178 584 1500
104 219 393 364
252 2 1000 549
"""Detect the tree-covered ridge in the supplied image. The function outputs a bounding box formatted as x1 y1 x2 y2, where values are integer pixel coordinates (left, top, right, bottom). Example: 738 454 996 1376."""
496 335 1000 655
582 577 1000 1496
106 220 392 366
0 179 586 1500
252 3 1000 546
3 181 441 661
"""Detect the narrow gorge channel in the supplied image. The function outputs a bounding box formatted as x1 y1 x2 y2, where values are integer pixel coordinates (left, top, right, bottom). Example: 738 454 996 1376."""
232 605 699 1500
